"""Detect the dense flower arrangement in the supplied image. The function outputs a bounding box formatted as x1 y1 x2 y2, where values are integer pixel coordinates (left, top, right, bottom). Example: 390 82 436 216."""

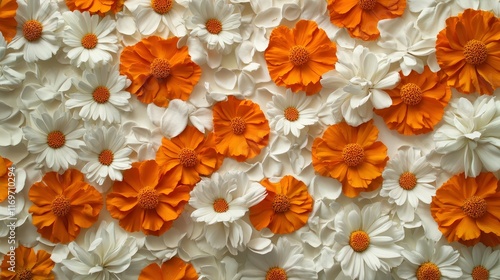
1 0 500 279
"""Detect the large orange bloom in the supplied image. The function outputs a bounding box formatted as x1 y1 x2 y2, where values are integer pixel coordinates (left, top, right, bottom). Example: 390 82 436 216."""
120 36 202 107
0 156 13 203
312 120 388 198
106 160 191 236
431 172 500 246
65 0 124 15
436 9 500 94
212 96 270 162
375 67 451 135
0 0 17 42
0 245 55 280
28 169 103 243
265 19 337 95
327 0 406 41
156 125 223 186
249 175 313 234
138 257 198 280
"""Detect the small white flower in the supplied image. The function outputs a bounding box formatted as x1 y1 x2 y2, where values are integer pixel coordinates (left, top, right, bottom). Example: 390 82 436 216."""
0 101 25 146
458 243 500 280
0 34 24 91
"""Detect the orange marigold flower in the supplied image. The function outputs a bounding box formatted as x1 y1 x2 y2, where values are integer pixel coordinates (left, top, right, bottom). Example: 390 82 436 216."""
0 156 13 203
0 0 17 42
375 67 451 135
312 120 388 198
0 245 55 280
327 0 406 41
265 19 337 95
430 172 500 247
436 9 500 94
212 96 270 162
156 125 223 186
28 169 103 244
249 175 313 234
120 36 201 107
138 257 198 280
65 0 124 15
107 160 191 236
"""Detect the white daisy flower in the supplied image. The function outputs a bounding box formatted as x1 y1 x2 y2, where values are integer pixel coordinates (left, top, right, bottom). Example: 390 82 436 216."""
80 126 132 185
22 108 85 172
189 171 266 255
267 89 319 138
62 11 118 68
381 147 436 222
65 65 131 124
458 243 500 280
334 202 404 280
434 96 500 177
0 33 24 91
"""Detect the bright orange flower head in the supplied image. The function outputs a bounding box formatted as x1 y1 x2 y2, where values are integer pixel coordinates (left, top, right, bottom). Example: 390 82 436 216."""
375 67 451 135
28 169 103 244
312 120 388 198
327 0 406 41
265 19 337 95
120 36 202 107
431 172 500 247
0 0 17 42
0 245 55 280
156 125 223 186
139 257 198 280
212 96 270 162
65 0 124 15
249 175 313 234
107 160 191 236
436 9 500 94
0 156 13 203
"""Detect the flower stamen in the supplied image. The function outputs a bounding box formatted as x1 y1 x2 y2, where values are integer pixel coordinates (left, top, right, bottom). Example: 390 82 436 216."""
289 46 310 66
205 18 223 34
399 171 417 190
213 198 229 213
463 39 488 65
284 107 299 121
47 131 66 149
416 262 441 280
23 20 43 42
230 117 246 135
138 187 159 210
93 86 110 104
150 58 172 79
461 196 487 219
400 83 422 106
358 0 377 10
471 265 489 280
349 230 370 252
17 269 34 280
51 195 71 217
272 194 290 213
266 267 287 280
151 0 173 14
342 143 364 167
81 33 98 49
179 148 198 167
98 150 114 166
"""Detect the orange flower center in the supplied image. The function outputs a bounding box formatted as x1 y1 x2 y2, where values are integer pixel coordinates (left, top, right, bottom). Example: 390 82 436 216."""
151 0 173 14
400 83 422 106
266 267 287 280
98 149 114 166
416 262 441 280
93 86 110 104
205 18 223 34
358 0 377 10
213 198 229 213
284 107 299 121
230 117 247 135
399 172 417 190
150 58 172 79
289 45 310 66
23 20 43 42
461 196 487 219
272 194 290 213
81 33 98 49
471 265 489 280
17 269 33 280
342 143 364 167
349 230 370 252
51 195 71 217
463 39 487 65
47 131 66 149
138 187 159 210
179 148 198 167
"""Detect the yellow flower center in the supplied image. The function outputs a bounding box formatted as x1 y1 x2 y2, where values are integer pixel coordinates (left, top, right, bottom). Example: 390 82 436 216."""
284 107 299 121
289 45 310 66
272 194 290 213
342 143 364 167
51 195 71 217
151 0 173 14
47 131 66 149
138 187 159 210
150 58 172 79
461 196 487 219
399 171 417 190
92 86 110 104
266 267 287 280
416 262 441 280
81 33 98 49
349 230 370 252
213 198 229 213
17 269 33 280
23 20 43 42
463 39 488 65
98 149 114 166
179 148 198 168
471 265 489 280
358 0 377 10
205 18 223 34
230 117 247 135
400 83 422 106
